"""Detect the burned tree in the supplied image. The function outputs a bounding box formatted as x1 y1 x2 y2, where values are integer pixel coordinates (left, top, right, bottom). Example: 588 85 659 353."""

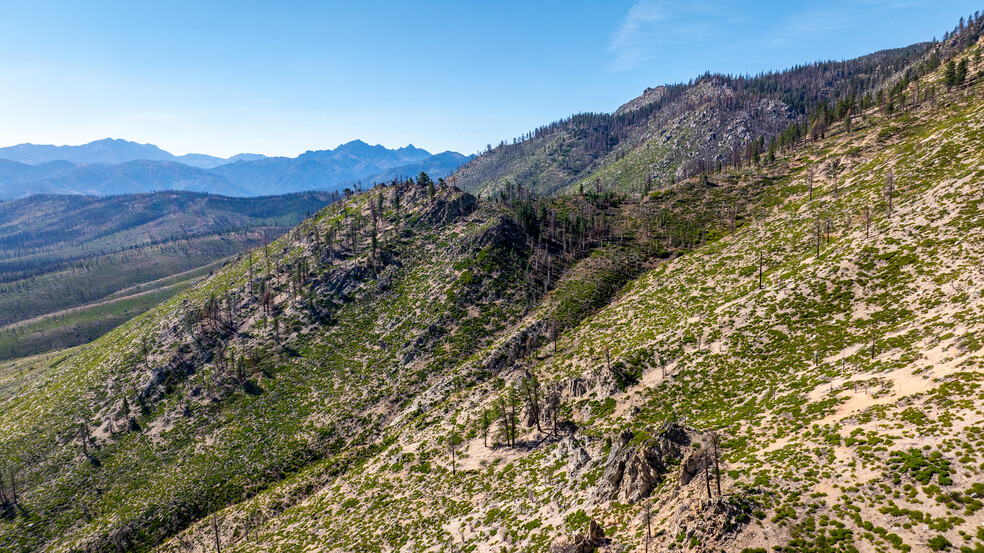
521 374 544 433
480 409 492 447
544 384 562 436
884 170 895 218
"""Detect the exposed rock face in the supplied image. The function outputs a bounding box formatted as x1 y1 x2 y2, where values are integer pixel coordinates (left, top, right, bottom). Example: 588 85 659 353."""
592 423 695 504
667 496 755 550
315 262 370 298
552 435 593 481
565 378 588 397
679 447 707 486
420 190 477 225
552 518 607 553
586 519 605 545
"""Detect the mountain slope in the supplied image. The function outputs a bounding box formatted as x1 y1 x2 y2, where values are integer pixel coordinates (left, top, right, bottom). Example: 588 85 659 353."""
194 39 984 553
1 24 984 553
0 160 80 197
0 139 179 165
30 160 248 196
452 44 934 198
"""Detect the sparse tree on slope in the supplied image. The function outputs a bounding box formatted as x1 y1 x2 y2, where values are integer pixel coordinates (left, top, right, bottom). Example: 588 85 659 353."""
545 384 562 436
521 373 544 433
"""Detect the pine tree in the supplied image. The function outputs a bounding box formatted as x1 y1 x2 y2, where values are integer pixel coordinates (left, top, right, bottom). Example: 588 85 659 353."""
955 59 968 86
944 60 957 90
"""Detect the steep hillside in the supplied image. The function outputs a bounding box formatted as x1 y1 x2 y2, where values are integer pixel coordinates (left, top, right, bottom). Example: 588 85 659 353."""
2 25 984 553
186 39 984 553
452 44 942 199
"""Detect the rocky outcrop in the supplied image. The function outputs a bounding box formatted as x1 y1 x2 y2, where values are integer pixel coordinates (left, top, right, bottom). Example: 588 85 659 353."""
565 378 588 397
666 496 755 550
552 518 607 553
420 190 477 225
551 435 593 481
591 423 696 504
586 519 606 547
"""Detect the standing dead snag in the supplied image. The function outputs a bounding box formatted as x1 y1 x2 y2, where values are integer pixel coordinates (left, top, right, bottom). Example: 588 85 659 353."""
885 170 895 219
508 385 520 445
480 409 491 447
544 384 562 436
9 466 17 506
497 388 519 447
711 431 723 497
549 319 559 355
449 432 459 476
643 501 653 553
704 457 713 498
211 512 223 553
815 216 822 258
697 433 725 499
758 251 763 290
79 420 90 457
521 374 544 433
497 396 509 447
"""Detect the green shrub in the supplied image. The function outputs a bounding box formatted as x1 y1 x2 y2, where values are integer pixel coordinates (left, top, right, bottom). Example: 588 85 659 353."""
929 535 953 551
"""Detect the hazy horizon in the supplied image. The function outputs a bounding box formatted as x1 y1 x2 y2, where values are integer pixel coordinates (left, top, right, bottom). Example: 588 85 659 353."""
0 1 980 157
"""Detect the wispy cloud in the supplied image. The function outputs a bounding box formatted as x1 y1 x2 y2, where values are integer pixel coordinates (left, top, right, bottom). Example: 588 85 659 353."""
746 0 933 53
608 0 671 71
607 0 937 72
607 1 734 71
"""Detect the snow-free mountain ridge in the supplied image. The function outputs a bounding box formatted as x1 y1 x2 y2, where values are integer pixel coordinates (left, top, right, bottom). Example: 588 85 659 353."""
0 138 471 199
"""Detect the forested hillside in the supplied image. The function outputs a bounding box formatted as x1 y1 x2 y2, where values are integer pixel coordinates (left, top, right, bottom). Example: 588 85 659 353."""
455 20 983 199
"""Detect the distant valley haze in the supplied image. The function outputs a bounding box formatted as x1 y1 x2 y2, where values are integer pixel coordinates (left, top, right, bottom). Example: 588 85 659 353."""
0 137 472 199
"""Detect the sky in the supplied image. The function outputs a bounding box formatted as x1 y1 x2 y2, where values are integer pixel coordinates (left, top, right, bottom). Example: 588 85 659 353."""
0 1 979 158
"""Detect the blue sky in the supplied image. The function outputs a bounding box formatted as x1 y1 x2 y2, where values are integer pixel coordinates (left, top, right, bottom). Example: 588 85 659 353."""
0 1 979 157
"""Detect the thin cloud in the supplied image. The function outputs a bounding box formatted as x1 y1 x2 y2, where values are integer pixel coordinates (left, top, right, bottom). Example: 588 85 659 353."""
608 0 671 71
746 1 933 53
607 0 736 71
607 0 936 72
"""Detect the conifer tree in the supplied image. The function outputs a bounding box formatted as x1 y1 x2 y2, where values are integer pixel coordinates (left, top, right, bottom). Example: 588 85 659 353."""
944 60 957 90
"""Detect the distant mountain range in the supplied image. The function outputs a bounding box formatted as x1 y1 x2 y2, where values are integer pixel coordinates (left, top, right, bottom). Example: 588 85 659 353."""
0 138 471 199
0 138 265 168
